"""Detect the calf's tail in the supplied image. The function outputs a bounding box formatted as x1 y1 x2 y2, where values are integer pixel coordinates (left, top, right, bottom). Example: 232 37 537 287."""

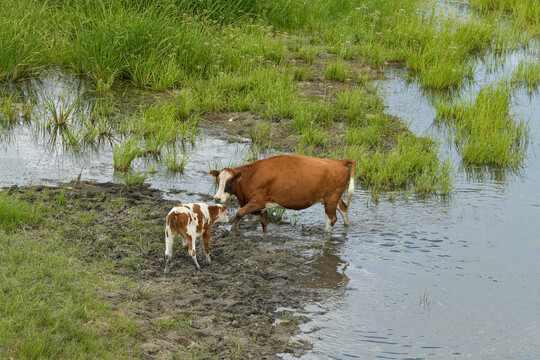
343 159 356 210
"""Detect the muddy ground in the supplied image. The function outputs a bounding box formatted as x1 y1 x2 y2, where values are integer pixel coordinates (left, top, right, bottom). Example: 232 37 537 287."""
8 181 342 359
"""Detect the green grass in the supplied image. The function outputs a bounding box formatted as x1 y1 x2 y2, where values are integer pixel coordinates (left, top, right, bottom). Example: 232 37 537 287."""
0 192 45 232
248 122 272 144
0 94 17 128
510 59 540 92
120 169 154 187
113 137 142 172
469 0 540 33
164 148 191 172
5 0 536 197
0 192 136 359
325 58 352 82
351 134 452 194
436 81 529 166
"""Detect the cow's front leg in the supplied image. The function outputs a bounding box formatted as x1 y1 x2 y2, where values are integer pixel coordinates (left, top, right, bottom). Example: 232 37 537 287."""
231 200 265 232
259 210 268 233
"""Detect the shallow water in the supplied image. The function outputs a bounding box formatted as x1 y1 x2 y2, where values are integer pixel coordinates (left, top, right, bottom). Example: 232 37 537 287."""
2 30 540 360
287 38 540 360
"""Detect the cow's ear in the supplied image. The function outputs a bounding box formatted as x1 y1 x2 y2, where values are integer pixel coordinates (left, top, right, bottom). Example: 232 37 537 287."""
232 169 242 180
209 170 220 179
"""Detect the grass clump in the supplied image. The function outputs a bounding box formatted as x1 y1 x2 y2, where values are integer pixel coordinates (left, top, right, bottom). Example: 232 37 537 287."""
469 0 540 33
0 94 18 128
510 60 540 93
0 192 44 232
113 137 142 172
353 135 452 195
436 81 529 166
164 148 191 172
325 58 352 82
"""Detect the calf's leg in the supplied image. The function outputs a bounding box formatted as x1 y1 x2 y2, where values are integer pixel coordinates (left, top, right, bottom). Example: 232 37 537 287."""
186 234 201 270
203 230 211 265
164 226 174 274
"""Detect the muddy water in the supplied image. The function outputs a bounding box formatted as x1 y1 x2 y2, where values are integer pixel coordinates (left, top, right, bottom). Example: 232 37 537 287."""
2 50 540 360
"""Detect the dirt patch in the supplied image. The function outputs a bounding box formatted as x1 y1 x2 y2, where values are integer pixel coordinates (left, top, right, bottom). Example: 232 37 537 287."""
9 181 337 359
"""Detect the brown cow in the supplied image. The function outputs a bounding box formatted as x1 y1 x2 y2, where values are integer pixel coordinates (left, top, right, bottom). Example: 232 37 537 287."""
209 154 355 233
164 203 229 272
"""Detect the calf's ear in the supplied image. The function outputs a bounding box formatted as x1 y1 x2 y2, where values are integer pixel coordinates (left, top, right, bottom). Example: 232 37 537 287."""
221 205 228 212
209 170 220 179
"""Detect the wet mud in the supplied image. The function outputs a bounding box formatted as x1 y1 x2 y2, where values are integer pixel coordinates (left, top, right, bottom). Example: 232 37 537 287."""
8 181 333 359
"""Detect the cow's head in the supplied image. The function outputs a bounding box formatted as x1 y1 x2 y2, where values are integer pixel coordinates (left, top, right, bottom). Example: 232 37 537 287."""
209 168 242 203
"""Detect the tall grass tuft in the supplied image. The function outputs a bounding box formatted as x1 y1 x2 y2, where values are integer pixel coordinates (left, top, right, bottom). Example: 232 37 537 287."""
113 137 142 171
164 148 190 172
436 81 529 166
510 60 540 93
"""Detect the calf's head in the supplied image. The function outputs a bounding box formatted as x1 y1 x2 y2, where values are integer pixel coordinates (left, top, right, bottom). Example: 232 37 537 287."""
213 204 229 223
209 168 241 203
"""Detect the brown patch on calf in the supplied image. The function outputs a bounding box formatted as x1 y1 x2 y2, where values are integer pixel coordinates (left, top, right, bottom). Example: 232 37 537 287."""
192 204 205 234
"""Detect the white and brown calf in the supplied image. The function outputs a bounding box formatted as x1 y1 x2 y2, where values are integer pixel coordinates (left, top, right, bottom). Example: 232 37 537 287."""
164 203 229 273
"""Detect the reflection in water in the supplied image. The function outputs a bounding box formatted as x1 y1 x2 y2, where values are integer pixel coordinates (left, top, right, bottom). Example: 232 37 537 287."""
298 237 350 290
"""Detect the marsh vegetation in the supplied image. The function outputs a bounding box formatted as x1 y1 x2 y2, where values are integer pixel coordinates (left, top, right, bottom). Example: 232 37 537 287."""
1 0 540 357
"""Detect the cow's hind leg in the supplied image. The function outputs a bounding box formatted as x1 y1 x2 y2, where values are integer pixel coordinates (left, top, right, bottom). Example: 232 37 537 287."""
337 199 350 226
323 195 340 233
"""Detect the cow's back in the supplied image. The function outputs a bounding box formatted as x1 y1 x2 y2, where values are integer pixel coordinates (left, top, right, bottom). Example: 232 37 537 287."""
239 155 351 209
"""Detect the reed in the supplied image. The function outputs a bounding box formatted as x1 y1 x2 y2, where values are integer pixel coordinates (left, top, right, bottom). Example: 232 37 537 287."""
164 148 191 172
510 60 540 93
435 81 529 166
0 94 17 128
325 59 351 82
113 137 142 171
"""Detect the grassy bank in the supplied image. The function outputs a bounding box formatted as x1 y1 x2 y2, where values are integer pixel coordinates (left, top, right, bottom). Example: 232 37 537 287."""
0 191 137 359
1 183 323 359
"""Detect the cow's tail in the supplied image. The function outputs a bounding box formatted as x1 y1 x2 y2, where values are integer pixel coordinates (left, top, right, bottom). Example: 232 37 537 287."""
343 159 356 210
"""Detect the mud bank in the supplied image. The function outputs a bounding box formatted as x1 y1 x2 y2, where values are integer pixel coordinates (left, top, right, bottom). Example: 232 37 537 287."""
8 181 338 359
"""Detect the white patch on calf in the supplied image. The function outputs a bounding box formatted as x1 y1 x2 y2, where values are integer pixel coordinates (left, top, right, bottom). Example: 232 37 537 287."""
214 170 233 203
